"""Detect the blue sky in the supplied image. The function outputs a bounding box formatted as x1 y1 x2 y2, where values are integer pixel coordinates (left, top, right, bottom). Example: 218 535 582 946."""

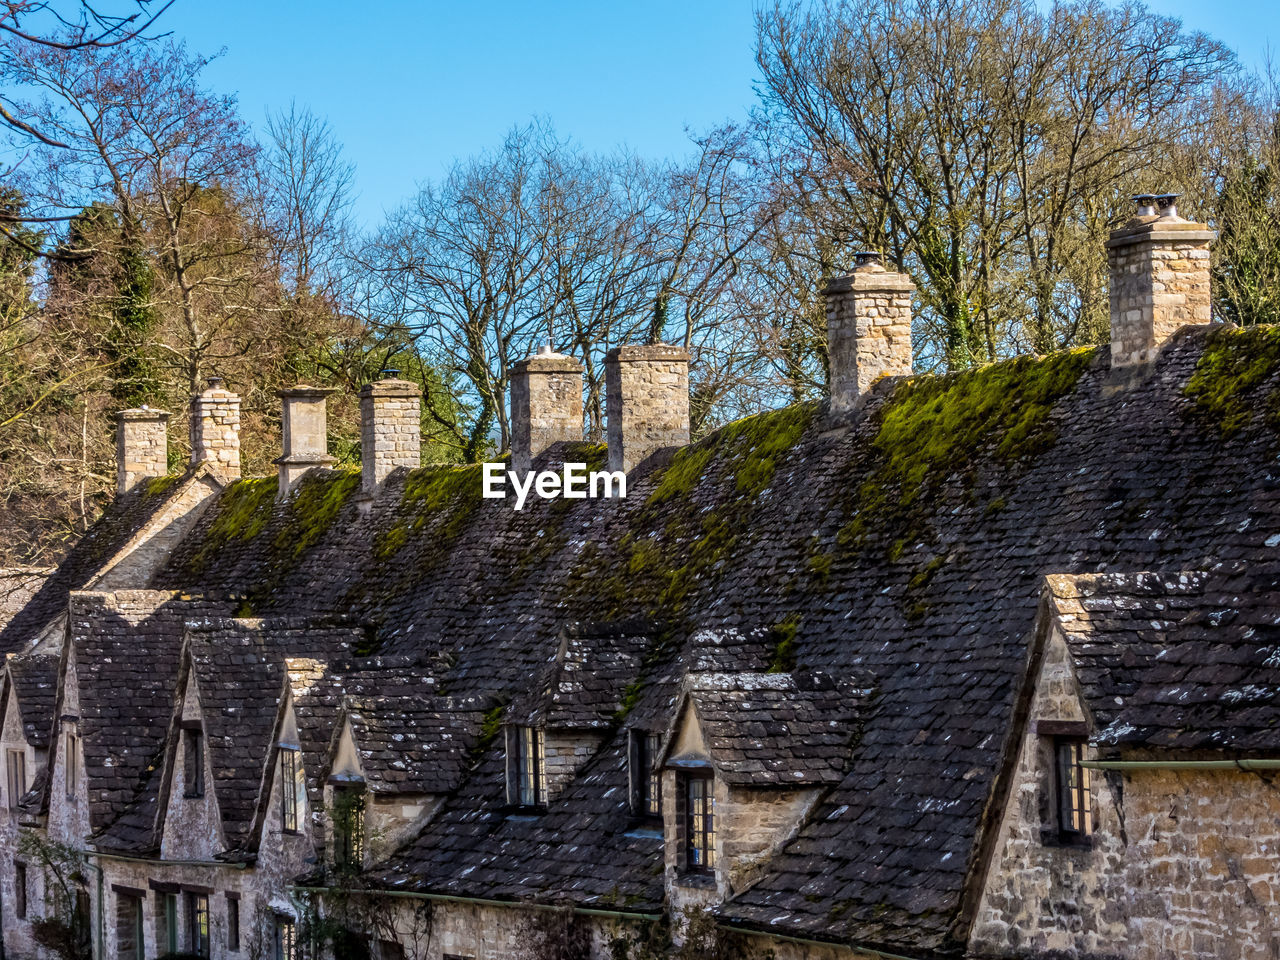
155 0 1275 232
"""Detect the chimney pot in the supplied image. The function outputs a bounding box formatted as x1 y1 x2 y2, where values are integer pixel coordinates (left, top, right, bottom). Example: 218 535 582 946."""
822 256 915 415
510 347 583 474
1107 200 1215 372
1132 194 1158 217
605 343 690 474
275 385 337 497
115 407 170 495
379 368 401 380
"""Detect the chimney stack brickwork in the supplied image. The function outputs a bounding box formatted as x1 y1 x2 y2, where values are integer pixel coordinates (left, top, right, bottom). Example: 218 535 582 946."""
510 347 584 474
275 386 337 497
115 408 169 495
1107 205 1215 372
190 378 241 481
360 377 421 495
823 259 915 415
605 343 690 474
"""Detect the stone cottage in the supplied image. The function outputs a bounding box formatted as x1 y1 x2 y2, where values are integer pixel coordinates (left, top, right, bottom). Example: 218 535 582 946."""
0 196 1278 960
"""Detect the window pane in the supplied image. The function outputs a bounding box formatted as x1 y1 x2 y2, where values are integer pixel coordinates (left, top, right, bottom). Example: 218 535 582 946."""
281 749 298 831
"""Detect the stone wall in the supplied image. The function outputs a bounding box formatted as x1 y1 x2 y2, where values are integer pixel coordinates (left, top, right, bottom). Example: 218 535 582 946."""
1107 218 1214 371
717 783 821 896
823 263 914 415
360 378 422 495
92 474 220 591
190 379 241 481
510 351 584 474
970 627 1280 958
115 409 169 495
605 344 690 474
543 732 604 802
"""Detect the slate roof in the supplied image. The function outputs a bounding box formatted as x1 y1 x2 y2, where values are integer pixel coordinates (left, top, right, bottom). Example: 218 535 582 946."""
669 671 867 786
1046 569 1280 753
6 653 58 748
176 618 368 855
0 478 187 653
510 620 654 729
342 693 490 795
97 324 1280 954
65 590 230 844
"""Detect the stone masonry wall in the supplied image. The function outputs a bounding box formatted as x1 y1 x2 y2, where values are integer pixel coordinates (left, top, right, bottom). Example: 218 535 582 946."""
510 352 583 474
360 378 422 495
1107 220 1213 371
190 381 241 481
605 344 690 474
824 265 914 415
115 409 169 495
717 783 821 898
543 731 604 803
971 628 1280 958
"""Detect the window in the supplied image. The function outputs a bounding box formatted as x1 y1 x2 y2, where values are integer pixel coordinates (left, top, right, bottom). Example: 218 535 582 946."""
682 771 715 873
275 915 297 960
163 892 178 954
630 731 661 819
515 725 546 808
183 725 204 798
280 748 300 833
64 729 78 800
7 749 26 810
227 894 240 951
188 892 210 956
1055 738 1093 843
333 786 366 868
115 892 145 960
14 861 26 919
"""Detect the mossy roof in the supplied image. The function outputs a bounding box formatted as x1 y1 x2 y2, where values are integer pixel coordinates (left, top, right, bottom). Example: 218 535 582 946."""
131 324 1280 954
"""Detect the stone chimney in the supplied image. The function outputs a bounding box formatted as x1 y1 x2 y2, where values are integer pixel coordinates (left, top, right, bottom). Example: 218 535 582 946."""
510 344 584 474
359 371 421 497
274 386 337 497
190 377 240 481
822 252 915 415
605 343 690 474
115 407 169 495
1107 193 1215 372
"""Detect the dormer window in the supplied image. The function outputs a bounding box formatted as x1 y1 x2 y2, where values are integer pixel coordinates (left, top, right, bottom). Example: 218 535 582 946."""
6 749 26 810
1054 738 1092 844
681 770 715 873
629 730 661 820
333 785 365 868
507 725 546 808
280 747 301 833
183 722 204 798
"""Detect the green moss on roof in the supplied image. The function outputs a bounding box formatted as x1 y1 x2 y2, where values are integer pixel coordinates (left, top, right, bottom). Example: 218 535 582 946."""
185 477 276 573
839 347 1097 553
567 403 818 622
1183 324 1280 436
143 474 181 499
373 462 486 561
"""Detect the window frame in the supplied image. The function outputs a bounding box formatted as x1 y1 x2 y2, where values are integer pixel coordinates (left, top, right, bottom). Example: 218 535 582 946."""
188 890 210 957
164 891 179 955
183 723 205 799
280 747 300 833
332 784 366 868
512 725 546 809
680 769 716 875
1054 737 1093 845
275 914 297 960
629 730 662 821
6 748 25 811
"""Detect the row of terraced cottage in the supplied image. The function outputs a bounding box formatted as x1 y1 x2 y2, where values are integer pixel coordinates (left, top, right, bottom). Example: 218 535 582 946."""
0 195 1278 960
